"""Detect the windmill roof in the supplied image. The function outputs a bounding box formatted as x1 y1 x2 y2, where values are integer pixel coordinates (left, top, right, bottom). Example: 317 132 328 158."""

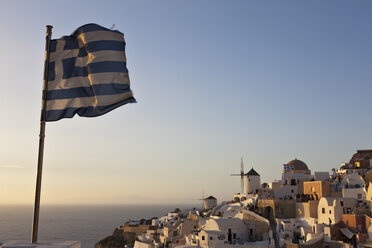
246 168 260 176
206 195 216 200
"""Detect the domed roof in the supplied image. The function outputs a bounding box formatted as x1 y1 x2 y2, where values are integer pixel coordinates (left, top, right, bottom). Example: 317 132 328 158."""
365 170 372 185
287 158 309 171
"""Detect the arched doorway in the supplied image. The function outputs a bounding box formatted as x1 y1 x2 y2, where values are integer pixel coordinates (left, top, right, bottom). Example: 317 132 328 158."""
263 206 274 220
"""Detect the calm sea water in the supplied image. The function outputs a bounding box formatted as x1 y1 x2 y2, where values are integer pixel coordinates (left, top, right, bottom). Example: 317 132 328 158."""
0 204 195 248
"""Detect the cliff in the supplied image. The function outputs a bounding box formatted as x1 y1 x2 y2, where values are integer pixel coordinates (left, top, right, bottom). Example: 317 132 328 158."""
95 228 136 248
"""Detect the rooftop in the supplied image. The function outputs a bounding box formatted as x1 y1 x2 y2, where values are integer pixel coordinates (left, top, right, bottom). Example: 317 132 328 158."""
246 168 260 176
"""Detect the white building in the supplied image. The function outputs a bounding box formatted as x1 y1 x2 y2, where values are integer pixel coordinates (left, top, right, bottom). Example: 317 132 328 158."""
276 217 318 247
204 196 217 210
186 214 274 248
338 173 367 200
317 197 358 225
342 187 367 200
314 172 330 181
134 233 157 248
133 241 153 248
245 168 260 195
199 218 248 245
153 212 180 227
367 185 372 202
212 202 243 218
235 209 271 242
274 172 312 200
341 172 365 189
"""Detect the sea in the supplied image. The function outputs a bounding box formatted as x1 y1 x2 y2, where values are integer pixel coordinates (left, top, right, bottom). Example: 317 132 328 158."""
0 204 196 248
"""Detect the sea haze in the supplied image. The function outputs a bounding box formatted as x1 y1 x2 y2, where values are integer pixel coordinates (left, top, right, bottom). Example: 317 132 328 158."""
0 204 196 248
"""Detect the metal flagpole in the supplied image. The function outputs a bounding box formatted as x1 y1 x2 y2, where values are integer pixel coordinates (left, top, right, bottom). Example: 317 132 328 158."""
31 25 53 244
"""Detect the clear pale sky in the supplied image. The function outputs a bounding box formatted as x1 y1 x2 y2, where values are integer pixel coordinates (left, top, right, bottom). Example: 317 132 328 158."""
0 0 371 205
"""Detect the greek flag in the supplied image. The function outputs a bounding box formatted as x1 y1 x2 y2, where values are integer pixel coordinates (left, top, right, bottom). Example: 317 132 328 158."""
44 23 136 121
283 163 294 173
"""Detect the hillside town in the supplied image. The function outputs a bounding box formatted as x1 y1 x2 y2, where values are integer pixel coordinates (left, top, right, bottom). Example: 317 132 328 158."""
96 150 372 248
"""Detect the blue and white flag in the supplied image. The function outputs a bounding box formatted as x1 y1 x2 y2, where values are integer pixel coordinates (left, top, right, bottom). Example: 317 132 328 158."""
44 23 136 121
283 163 294 173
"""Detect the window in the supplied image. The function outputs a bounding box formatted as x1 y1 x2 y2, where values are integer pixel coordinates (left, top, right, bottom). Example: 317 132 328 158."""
291 189 294 193
340 201 343 206
291 179 296 185
358 193 362 199
202 236 205 240
233 233 236 239
329 210 331 214
250 229 253 235
218 235 225 240
210 237 213 240
322 208 325 214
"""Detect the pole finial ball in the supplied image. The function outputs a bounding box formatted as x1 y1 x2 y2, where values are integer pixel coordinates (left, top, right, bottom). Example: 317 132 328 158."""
46 25 53 35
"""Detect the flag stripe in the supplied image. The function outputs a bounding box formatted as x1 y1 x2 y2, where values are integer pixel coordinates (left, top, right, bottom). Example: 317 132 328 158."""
50 40 57 53
46 92 134 111
45 96 136 122
77 30 124 43
51 40 125 56
48 72 130 91
47 83 130 100
84 40 125 53
63 37 79 50
76 40 125 57
75 50 126 67
59 61 128 79
51 38 124 54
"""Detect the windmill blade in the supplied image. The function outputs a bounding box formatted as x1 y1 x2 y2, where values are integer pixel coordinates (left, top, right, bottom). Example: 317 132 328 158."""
241 177 244 193
231 158 245 193
241 157 244 175
241 157 245 193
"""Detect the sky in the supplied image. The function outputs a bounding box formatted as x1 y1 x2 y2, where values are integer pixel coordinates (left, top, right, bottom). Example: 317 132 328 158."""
0 0 371 205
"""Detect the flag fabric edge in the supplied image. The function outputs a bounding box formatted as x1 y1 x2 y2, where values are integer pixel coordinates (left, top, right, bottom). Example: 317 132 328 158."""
43 96 136 122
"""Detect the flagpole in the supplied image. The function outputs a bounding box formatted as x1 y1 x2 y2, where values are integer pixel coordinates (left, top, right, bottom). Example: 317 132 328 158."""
31 25 53 244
